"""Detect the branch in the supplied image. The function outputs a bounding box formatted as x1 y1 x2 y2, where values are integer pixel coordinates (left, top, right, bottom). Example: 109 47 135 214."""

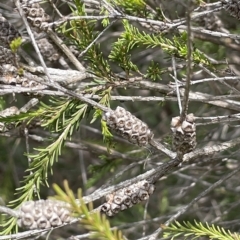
149 139 176 159
180 0 193 121
0 206 19 218
137 81 240 111
140 165 240 240
183 137 240 162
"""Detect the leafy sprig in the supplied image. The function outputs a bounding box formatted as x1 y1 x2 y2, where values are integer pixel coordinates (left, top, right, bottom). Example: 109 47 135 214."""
107 0 151 17
163 220 240 240
60 0 112 79
110 20 211 68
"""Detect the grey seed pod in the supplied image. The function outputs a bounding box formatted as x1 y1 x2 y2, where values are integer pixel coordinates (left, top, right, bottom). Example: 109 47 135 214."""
130 193 139 204
124 186 135 196
124 119 134 130
0 106 19 117
0 106 20 132
32 208 42 220
140 180 150 190
49 213 62 227
137 135 148 146
0 64 43 93
122 196 132 206
59 211 72 223
171 113 197 156
148 184 155 195
101 203 111 212
0 46 18 65
186 113 195 123
0 65 44 96
56 206 69 218
19 0 51 30
20 213 35 228
106 115 117 128
0 15 21 48
101 180 155 216
113 195 124 205
19 200 35 213
116 117 125 128
132 123 140 133
120 204 128 211
103 107 154 146
17 200 72 230
37 216 51 229
37 37 60 62
138 189 149 201
105 193 114 202
111 203 121 214
42 206 54 219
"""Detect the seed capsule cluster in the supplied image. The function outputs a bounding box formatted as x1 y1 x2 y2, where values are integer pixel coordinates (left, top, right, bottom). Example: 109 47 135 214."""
0 15 21 48
36 37 60 62
196 13 224 32
101 180 155 217
103 107 154 146
171 113 197 156
0 15 21 66
222 0 240 20
0 106 20 132
17 200 73 230
0 64 43 88
0 46 17 65
0 106 19 117
20 0 51 30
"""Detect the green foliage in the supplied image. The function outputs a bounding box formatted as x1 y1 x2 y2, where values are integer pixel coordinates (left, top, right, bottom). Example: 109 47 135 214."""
146 61 162 81
163 220 240 240
110 20 211 69
60 0 112 79
0 97 5 111
53 180 123 240
9 37 22 53
0 109 38 127
101 119 114 152
0 98 89 235
107 0 150 17
91 87 112 124
90 87 115 152
109 42 140 75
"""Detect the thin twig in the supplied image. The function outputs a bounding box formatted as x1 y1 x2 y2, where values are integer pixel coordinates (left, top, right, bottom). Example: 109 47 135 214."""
47 29 86 72
149 139 176 159
180 0 193 121
171 57 182 114
183 137 240 163
19 98 39 113
24 127 38 196
142 199 149 237
198 63 240 94
142 165 240 240
195 113 240 126
0 206 20 218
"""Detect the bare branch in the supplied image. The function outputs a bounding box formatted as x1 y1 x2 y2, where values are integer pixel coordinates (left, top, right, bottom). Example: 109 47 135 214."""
140 165 240 240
